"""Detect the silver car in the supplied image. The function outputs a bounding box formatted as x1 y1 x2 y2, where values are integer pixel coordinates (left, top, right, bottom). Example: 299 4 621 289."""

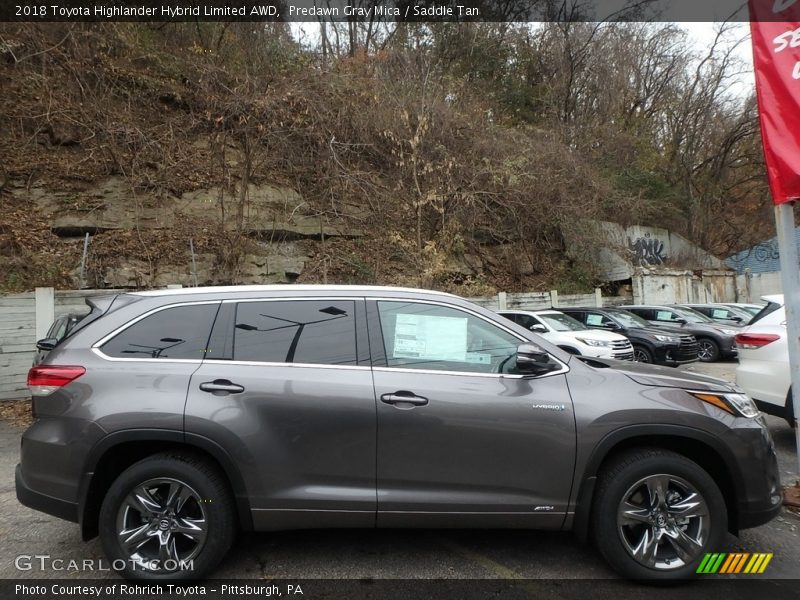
16 285 782 581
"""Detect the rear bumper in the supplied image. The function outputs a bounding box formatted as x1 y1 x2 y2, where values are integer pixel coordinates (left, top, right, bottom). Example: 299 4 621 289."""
15 464 78 523
754 399 787 420
736 360 789 409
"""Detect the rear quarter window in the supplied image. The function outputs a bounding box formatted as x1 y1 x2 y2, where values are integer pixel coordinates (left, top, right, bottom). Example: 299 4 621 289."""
101 303 219 360
749 302 781 325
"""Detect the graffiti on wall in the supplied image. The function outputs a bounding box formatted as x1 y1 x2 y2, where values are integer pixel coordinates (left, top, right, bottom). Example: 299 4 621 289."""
753 241 780 263
629 233 668 266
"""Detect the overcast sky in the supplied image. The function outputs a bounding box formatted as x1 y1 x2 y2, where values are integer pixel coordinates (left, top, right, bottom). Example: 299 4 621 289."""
684 21 755 97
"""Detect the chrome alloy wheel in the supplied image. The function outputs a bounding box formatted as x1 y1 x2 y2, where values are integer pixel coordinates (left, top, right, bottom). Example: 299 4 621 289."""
697 340 715 361
116 477 207 572
633 348 651 363
616 474 710 570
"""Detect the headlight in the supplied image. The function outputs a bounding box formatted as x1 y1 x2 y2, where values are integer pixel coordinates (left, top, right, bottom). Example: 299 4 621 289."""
717 328 738 335
689 391 759 418
653 334 680 343
575 338 613 348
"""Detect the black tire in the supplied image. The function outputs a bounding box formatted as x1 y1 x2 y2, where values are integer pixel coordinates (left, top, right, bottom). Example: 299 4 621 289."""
633 346 653 364
591 448 727 582
99 452 236 580
696 338 720 362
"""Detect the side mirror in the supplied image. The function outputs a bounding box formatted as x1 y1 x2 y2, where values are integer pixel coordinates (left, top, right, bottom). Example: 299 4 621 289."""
675 318 687 325
530 324 548 333
515 343 561 376
36 338 58 352
602 322 619 330
732 316 743 323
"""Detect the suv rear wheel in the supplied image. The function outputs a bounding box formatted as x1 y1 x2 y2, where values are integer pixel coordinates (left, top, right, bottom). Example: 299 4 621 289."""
696 338 720 362
591 448 726 581
99 452 235 580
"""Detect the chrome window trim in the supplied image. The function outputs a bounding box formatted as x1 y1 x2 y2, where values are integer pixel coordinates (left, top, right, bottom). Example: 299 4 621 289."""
367 296 569 378
202 359 369 371
371 365 568 380
221 296 358 304
92 300 221 362
90 347 204 364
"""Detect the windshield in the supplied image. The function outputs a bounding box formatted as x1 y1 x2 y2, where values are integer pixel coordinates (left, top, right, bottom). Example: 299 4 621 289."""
671 307 713 323
538 312 586 332
607 310 650 328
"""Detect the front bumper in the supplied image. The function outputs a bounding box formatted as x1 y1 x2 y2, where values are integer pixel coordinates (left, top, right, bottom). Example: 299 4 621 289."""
653 343 698 365
15 464 78 523
719 417 783 531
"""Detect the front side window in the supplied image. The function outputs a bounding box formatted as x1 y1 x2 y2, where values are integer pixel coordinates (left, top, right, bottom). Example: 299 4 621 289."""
233 300 356 365
102 304 219 359
377 301 520 374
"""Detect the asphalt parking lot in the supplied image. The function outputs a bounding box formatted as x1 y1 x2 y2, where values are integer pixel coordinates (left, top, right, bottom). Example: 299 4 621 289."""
0 359 797 586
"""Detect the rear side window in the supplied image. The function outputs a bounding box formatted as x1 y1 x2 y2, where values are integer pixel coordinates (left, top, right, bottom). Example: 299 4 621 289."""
233 300 356 365
750 301 781 325
101 304 219 359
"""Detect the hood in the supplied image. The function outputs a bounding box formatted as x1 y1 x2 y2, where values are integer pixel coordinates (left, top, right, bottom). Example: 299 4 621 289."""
639 323 686 335
661 321 740 335
624 324 686 337
562 329 626 342
576 357 733 392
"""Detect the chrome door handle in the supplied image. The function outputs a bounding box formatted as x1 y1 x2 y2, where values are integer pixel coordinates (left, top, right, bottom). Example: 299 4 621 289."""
380 392 429 407
199 380 245 394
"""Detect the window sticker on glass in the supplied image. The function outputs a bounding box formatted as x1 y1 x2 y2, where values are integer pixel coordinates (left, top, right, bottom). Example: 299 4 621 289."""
393 314 468 361
586 314 603 326
712 309 727 319
656 311 673 321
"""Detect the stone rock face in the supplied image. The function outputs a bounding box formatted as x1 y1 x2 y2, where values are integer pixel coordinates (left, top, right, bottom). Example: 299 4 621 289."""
97 242 310 288
14 178 364 287
19 177 363 239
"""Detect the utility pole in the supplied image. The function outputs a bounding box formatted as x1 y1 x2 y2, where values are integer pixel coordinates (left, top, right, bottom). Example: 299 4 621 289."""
774 203 800 470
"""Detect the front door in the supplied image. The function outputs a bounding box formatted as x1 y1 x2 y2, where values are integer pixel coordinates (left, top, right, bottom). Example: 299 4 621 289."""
369 299 576 529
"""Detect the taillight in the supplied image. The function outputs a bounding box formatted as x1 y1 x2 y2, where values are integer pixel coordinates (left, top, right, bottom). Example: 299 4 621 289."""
734 333 780 350
27 366 86 396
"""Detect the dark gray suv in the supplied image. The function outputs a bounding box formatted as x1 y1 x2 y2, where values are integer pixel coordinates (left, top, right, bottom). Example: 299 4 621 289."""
16 286 782 581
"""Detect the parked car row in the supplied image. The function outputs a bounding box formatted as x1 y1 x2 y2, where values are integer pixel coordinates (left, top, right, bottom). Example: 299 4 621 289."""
498 302 754 367
618 304 741 362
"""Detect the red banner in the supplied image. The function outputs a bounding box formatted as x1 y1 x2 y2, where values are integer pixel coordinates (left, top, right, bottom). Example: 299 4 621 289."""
750 1 800 204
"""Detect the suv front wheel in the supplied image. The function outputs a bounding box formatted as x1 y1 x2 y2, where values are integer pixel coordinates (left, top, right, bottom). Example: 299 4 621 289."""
591 448 727 581
98 452 236 580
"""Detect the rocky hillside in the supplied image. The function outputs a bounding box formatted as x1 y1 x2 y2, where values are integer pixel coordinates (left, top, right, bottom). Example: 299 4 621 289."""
0 22 773 294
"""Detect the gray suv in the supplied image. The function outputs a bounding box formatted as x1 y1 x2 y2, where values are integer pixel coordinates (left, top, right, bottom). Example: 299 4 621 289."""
16 286 782 581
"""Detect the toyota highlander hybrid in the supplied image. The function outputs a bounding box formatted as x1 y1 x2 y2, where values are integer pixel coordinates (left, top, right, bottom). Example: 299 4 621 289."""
16 285 781 582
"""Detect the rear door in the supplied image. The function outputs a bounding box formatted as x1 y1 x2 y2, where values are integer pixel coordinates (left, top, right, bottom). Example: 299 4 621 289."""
184 296 377 530
369 299 576 529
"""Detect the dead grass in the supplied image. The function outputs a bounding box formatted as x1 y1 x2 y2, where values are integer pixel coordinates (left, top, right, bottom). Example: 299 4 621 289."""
0 398 33 429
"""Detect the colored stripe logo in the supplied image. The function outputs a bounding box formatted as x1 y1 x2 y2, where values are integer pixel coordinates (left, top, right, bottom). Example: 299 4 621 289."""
697 553 773 574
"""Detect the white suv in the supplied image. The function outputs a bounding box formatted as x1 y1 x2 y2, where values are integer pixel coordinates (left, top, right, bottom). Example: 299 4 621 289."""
735 294 794 426
498 310 634 360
